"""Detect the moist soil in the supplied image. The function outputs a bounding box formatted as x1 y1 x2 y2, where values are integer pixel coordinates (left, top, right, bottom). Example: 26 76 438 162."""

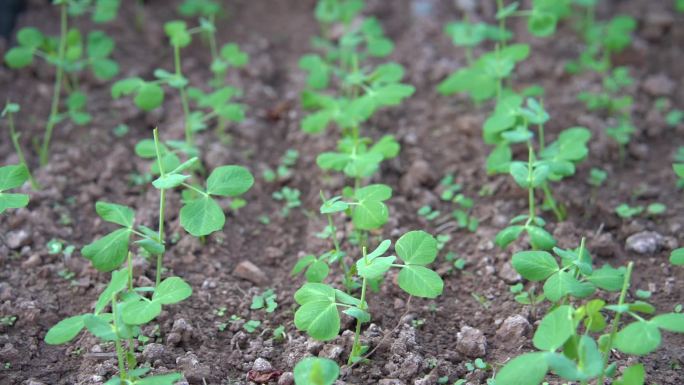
1 1 684 384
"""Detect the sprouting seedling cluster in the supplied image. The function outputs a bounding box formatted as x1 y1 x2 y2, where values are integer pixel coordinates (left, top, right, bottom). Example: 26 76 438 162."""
112 14 248 146
294 230 443 364
4 0 120 165
439 174 479 232
43 128 253 384
495 254 684 385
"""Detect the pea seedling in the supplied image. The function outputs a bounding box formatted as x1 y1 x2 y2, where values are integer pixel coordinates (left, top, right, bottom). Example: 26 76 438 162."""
112 20 248 145
251 289 278 313
44 127 253 384
294 230 444 364
4 0 120 165
495 260 684 385
272 187 302 217
0 164 30 215
2 102 38 190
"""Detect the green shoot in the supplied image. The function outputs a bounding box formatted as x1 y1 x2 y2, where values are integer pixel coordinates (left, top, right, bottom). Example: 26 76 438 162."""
0 164 30 214
2 102 38 190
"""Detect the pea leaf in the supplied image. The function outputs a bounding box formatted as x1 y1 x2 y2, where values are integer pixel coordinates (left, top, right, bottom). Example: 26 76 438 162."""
44 315 86 345
294 283 340 341
293 357 340 385
0 164 29 191
495 225 525 248
95 269 129 314
180 196 225 236
153 277 193 305
82 228 132 272
650 313 684 333
83 314 118 341
357 255 395 280
95 201 135 228
395 230 438 265
135 83 165 111
494 352 548 385
527 226 556 250
152 173 189 190
587 265 624 291
543 271 595 302
136 373 184 385
398 265 443 298
670 248 684 266
4 47 34 68
614 364 645 385
533 305 574 351
121 298 162 325
206 165 254 197
615 321 661 355
511 251 559 281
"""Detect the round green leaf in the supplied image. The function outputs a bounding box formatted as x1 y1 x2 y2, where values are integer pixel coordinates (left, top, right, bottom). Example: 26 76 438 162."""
293 357 340 385
527 226 556 250
650 313 684 333
670 248 684 266
81 228 132 272
511 251 558 281
495 225 524 248
4 47 34 68
206 165 254 197
180 196 225 236
95 201 135 227
395 230 438 265
17 27 44 48
294 300 340 341
0 164 29 191
134 83 164 111
615 321 661 355
121 299 162 325
398 265 443 298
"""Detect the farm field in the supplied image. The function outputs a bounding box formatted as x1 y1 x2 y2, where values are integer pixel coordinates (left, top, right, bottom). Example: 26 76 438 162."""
1 0 684 384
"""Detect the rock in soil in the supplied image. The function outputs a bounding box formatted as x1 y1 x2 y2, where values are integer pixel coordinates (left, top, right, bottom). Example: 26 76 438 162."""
176 352 211 384
456 325 487 358
252 357 273 372
6 229 30 249
278 372 294 385
142 343 165 363
233 260 269 285
625 231 664 255
495 315 531 344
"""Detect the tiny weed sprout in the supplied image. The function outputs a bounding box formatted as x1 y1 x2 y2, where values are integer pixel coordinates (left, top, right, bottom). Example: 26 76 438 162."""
293 357 340 385
272 187 302 217
2 102 38 190
495 258 684 385
4 0 120 165
0 164 30 214
439 175 479 232
294 230 443 364
44 128 252 383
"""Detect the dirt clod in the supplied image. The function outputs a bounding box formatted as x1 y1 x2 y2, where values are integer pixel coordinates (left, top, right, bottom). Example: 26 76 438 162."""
456 325 487 358
625 231 664 255
233 260 269 285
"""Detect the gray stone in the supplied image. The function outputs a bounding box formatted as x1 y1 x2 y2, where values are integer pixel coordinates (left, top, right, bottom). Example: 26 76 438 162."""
233 260 268 285
625 231 663 255
319 344 344 360
456 326 487 358
378 380 406 385
642 74 675 96
495 315 530 344
6 230 30 249
176 352 210 383
252 357 272 372
498 262 521 284
142 343 165 362
278 372 294 385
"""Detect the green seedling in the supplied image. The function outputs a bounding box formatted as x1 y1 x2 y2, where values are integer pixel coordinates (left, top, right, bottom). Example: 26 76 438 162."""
112 19 247 145
272 325 286 341
2 103 38 190
452 194 478 232
445 252 466 271
566 13 636 74
511 238 624 303
113 123 129 138
0 164 30 214
272 187 302 217
4 1 119 165
0 315 17 327
670 248 684 266
251 289 278 313
418 205 440 221
439 174 462 201
264 149 299 182
495 260 684 385
509 283 544 307
293 357 339 385
436 234 451 250
243 320 261 333
294 230 444 364
44 127 252 384
587 167 606 187
614 203 643 219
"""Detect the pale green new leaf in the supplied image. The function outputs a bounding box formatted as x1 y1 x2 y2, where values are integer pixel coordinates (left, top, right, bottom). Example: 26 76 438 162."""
398 265 443 298
533 305 574 351
615 321 661 355
395 230 438 265
153 277 193 305
495 352 548 385
95 201 135 227
206 165 254 197
511 251 558 281
82 228 131 272
180 196 225 236
44 315 86 345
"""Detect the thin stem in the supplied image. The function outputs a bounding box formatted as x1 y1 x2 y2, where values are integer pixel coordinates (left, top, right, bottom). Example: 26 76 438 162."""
153 128 166 287
527 143 536 223
173 45 192 145
7 110 39 190
349 266 368 365
40 2 67 166
207 14 222 88
111 294 128 380
542 183 564 221
126 251 133 291
496 0 507 49
597 261 633 385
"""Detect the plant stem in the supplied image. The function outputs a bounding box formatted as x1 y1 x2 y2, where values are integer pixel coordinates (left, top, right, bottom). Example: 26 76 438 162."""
348 248 368 365
7 110 39 190
541 183 564 221
40 2 67 166
496 0 507 49
597 261 633 385
173 46 192 145
527 143 536 223
111 293 128 380
153 128 166 287
126 251 133 291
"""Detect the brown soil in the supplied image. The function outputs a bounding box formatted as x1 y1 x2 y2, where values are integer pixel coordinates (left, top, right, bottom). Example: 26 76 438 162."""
1 0 683 384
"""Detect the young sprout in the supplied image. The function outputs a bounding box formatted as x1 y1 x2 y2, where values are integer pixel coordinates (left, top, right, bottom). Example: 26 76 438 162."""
2 102 38 190
614 203 643 219
293 357 339 385
4 0 120 165
272 187 302 217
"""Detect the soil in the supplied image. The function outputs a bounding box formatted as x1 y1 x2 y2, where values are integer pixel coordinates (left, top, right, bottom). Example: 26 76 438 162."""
1 0 684 384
